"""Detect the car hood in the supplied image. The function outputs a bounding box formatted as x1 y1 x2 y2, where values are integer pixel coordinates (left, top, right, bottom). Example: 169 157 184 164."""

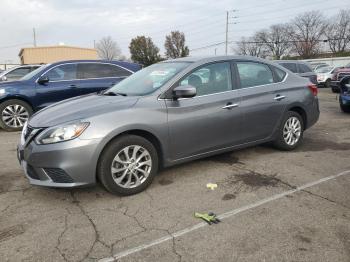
0 80 25 87
29 94 139 128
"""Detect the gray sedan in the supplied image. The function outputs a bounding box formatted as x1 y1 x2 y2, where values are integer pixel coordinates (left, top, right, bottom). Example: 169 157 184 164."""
17 56 319 195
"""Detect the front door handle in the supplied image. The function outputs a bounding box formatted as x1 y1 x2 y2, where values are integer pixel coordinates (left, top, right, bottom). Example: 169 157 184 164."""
222 103 239 109
69 84 77 88
274 95 286 101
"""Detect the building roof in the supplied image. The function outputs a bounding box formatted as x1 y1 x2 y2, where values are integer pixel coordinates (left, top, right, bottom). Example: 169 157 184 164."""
18 45 96 56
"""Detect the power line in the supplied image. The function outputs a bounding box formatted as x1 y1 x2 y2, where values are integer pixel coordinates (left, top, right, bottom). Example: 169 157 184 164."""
0 43 33 50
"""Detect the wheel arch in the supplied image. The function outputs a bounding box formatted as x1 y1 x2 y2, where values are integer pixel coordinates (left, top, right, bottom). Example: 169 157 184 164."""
0 95 34 110
286 105 307 129
95 128 165 177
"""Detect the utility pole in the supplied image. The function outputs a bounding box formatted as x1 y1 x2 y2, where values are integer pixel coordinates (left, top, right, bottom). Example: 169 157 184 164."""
225 11 229 55
33 28 37 47
225 10 238 56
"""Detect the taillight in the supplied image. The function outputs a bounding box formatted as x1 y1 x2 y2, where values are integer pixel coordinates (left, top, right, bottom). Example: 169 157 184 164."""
308 83 318 96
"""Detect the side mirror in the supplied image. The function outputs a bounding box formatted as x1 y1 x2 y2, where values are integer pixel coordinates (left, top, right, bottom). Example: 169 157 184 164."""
1 76 7 81
37 76 49 85
173 85 196 100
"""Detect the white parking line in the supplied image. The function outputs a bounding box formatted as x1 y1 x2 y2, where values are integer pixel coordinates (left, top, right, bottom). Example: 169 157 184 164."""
99 170 350 262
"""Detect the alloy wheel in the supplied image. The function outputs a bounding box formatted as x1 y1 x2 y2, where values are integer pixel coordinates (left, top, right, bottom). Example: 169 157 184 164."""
283 116 301 146
110 145 152 188
1 104 29 128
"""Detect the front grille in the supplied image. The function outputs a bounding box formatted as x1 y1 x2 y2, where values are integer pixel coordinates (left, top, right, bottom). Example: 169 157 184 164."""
27 165 40 180
44 168 74 183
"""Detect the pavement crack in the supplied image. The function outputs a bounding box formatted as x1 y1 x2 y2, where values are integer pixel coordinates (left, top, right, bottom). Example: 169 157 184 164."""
301 189 350 210
166 230 182 262
56 214 69 262
70 191 111 261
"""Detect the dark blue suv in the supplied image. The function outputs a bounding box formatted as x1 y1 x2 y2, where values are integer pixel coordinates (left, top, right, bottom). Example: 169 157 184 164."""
0 60 141 131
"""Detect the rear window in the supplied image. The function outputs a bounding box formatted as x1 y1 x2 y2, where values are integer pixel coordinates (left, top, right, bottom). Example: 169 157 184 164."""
280 63 297 73
77 63 132 79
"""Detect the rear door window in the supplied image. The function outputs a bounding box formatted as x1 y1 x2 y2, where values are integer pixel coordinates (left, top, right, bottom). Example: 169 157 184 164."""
44 64 77 81
280 63 297 73
298 64 313 73
77 63 132 79
273 67 287 82
236 62 274 88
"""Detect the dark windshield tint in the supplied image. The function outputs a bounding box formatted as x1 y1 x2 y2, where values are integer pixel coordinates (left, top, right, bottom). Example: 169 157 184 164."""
107 62 190 96
20 64 48 80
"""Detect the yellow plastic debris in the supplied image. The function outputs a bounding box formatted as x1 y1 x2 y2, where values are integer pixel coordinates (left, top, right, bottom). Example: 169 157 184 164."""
206 183 218 190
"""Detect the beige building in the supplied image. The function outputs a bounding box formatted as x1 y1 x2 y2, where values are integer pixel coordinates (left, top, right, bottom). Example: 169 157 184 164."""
19 45 98 64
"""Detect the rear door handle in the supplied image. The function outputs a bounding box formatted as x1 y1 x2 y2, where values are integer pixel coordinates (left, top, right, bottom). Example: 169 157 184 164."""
274 95 286 101
222 103 239 109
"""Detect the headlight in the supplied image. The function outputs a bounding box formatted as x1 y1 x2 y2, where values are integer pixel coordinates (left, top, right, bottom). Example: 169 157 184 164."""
35 122 89 144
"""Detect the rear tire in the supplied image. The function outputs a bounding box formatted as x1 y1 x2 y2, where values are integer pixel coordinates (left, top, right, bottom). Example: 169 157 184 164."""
325 79 331 88
331 86 339 93
340 98 350 113
273 111 304 151
97 135 159 195
0 99 33 132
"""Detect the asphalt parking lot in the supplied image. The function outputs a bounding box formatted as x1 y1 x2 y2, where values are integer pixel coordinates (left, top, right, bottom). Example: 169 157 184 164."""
0 88 349 262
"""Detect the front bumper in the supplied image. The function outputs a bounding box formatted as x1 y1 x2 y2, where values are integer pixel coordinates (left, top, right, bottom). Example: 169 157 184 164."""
17 137 102 188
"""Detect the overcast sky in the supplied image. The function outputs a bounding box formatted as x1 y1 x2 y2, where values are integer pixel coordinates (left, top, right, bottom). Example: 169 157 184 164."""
0 0 348 63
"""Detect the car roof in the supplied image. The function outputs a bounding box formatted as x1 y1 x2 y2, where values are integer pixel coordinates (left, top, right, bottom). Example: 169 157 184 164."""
164 55 271 64
48 59 141 72
275 60 310 64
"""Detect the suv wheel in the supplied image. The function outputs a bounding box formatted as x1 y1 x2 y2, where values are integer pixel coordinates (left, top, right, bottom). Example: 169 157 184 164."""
331 86 339 93
325 79 331 88
97 135 159 195
273 111 304 151
0 99 33 132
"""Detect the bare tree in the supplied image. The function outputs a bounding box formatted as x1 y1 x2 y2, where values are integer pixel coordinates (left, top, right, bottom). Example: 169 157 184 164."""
325 9 350 54
255 24 292 59
234 35 267 58
96 36 122 60
290 11 327 58
164 31 189 58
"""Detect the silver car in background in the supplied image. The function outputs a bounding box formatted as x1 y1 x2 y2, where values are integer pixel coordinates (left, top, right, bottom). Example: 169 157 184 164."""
0 65 41 82
17 56 319 196
315 66 337 88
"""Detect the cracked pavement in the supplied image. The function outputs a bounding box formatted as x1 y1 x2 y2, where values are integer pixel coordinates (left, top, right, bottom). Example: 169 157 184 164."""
0 89 350 262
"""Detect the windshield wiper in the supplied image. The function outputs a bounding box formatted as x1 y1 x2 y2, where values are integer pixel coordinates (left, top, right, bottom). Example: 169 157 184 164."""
103 91 127 96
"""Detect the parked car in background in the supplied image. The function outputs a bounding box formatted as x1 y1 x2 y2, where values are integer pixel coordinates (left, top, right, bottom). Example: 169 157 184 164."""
315 66 338 88
330 64 350 93
310 62 329 71
338 76 350 113
0 65 41 82
17 56 320 195
275 60 317 84
0 60 141 131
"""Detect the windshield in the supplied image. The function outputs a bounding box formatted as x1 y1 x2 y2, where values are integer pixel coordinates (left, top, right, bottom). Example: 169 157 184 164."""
316 66 333 73
20 64 49 81
106 62 191 96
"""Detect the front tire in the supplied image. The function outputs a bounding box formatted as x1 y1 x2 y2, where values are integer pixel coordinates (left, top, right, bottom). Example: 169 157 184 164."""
325 79 331 88
0 99 33 132
97 135 159 195
273 111 304 151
